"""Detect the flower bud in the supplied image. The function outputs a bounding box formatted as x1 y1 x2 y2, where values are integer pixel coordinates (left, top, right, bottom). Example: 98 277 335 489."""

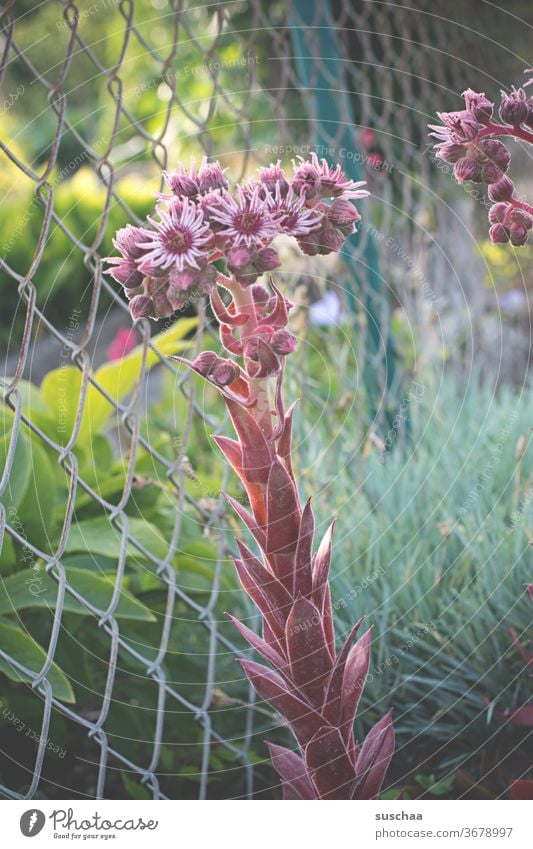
509 223 529 246
488 175 514 202
435 142 467 163
151 288 174 318
197 160 228 193
113 225 147 260
106 259 144 289
226 245 255 270
462 88 494 123
507 208 533 229
482 162 503 184
259 162 290 197
478 139 511 173
489 223 509 244
212 359 240 386
250 284 270 306
169 266 200 291
292 162 321 200
499 90 529 126
327 198 361 228
297 231 321 256
488 202 508 224
129 295 153 320
192 351 218 376
254 247 281 272
318 227 346 254
270 329 297 356
453 156 480 183
164 170 199 198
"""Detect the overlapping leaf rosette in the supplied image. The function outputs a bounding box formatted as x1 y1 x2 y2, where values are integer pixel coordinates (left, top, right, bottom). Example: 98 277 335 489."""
105 155 394 800
429 70 533 246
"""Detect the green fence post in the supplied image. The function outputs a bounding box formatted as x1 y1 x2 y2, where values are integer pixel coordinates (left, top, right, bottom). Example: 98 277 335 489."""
290 0 401 428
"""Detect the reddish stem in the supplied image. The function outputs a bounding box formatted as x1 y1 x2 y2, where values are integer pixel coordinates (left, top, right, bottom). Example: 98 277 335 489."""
510 197 533 216
479 122 533 145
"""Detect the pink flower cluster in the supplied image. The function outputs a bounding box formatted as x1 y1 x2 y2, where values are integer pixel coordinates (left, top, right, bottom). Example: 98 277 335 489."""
105 155 368 319
430 76 533 246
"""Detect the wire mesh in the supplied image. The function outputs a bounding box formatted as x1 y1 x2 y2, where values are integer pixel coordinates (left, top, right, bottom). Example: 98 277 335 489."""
0 0 521 801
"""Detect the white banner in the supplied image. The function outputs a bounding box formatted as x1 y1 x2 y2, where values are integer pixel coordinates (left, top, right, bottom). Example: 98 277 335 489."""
2 799 530 848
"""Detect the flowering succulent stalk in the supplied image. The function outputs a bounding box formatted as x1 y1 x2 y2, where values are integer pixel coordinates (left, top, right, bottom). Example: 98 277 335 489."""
429 69 533 246
106 156 394 799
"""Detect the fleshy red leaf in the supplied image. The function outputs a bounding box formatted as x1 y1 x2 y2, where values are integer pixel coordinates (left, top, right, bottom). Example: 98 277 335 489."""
277 401 297 479
323 617 364 724
224 492 267 550
285 596 333 704
352 710 395 799
266 742 316 799
225 397 272 484
210 289 249 326
341 628 372 735
312 521 335 598
266 459 301 556
305 725 356 799
294 498 314 598
212 435 243 472
227 614 287 671
241 659 325 746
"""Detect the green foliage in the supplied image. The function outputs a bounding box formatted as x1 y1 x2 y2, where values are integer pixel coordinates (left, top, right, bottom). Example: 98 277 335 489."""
0 316 266 799
294 370 533 786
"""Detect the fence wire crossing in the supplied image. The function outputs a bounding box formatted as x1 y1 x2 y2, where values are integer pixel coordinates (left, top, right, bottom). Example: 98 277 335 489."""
0 0 495 800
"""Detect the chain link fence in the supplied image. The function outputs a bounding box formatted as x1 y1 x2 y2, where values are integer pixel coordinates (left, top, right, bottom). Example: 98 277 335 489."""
0 0 528 800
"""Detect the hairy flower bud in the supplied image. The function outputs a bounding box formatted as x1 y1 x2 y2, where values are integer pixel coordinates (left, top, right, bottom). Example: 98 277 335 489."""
254 247 281 272
488 175 514 202
164 170 199 198
317 226 346 253
197 160 228 193
212 359 240 386
488 202 508 224
292 162 321 200
113 225 147 260
478 139 511 174
327 198 361 228
435 142 467 163
129 294 153 320
226 245 255 270
270 329 297 356
106 259 144 289
507 207 533 228
463 88 494 123
191 351 218 376
499 90 529 126
489 223 510 244
437 110 480 142
482 162 504 184
453 156 481 183
509 223 529 246
250 283 270 307
259 162 290 197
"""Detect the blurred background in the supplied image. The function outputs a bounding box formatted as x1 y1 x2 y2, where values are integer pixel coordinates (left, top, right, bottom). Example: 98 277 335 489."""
0 0 531 801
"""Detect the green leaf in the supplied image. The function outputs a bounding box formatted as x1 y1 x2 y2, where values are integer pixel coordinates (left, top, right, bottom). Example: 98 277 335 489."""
0 566 156 621
0 620 75 703
65 516 168 561
121 773 152 800
0 431 31 512
40 366 82 445
39 318 198 445
15 439 56 553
